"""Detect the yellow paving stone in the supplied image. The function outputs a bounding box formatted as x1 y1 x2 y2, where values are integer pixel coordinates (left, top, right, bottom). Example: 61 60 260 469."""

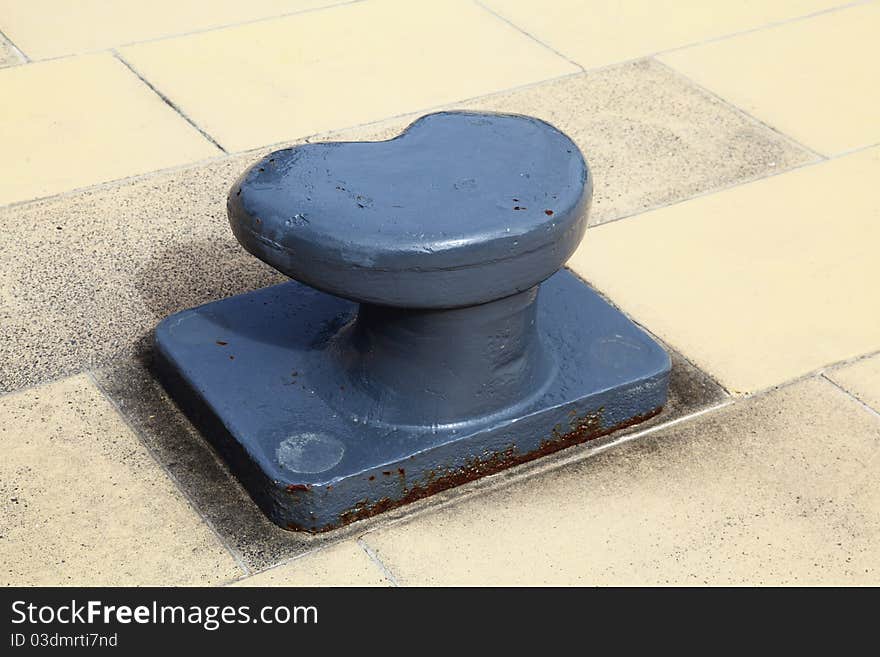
0 0 342 60
568 146 880 394
0 53 219 207
361 378 880 585
659 2 880 156
482 0 840 70
232 542 391 586
0 375 243 585
120 0 579 152
827 355 880 412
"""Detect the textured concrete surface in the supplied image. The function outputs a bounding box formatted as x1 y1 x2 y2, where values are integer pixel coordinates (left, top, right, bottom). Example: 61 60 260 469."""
1 0 877 586
91 347 725 570
307 59 816 225
481 0 840 70
0 375 243 585
362 378 880 585
0 53 220 207
569 146 880 394
826 355 880 413
0 0 344 59
120 0 579 151
660 3 880 156
232 543 391 586
0 153 285 393
0 59 808 394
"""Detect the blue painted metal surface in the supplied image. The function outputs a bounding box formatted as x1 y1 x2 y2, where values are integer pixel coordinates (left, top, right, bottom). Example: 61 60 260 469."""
154 111 670 531
228 111 591 308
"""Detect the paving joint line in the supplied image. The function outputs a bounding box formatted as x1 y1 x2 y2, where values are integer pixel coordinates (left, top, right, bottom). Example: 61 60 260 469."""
1 0 874 579
821 373 880 420
472 0 584 71
301 67 589 144
299 60 675 150
737 361 875 401
354 399 736 538
13 1 872 217
0 0 865 209
0 369 101 401
356 538 401 586
0 27 29 63
351 368 880 535
823 348 880 373
589 137 875 231
25 0 368 64
85 370 253 579
564 266 733 396
222 544 336 585
12 0 868 68
112 49 228 154
653 0 872 59
221 535 389 585
12 349 874 575
650 57 827 160
423 367 880 517
3 45 871 216
591 156 821 229
0 67 592 213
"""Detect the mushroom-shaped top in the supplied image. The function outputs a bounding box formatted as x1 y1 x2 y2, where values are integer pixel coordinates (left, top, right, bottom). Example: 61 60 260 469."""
228 111 591 309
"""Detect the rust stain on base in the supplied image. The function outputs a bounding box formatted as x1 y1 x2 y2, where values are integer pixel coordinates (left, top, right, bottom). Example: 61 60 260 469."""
288 405 663 533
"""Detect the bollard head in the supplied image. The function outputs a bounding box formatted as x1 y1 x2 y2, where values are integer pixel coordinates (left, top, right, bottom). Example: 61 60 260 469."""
227 111 591 308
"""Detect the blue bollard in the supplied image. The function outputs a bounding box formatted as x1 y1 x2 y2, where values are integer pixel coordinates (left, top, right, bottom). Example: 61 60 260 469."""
154 111 670 532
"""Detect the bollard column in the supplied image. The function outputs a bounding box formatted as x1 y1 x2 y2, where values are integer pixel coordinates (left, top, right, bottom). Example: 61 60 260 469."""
154 111 671 532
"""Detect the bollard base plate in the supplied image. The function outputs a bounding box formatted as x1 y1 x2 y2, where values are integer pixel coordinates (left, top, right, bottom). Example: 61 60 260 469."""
154 270 670 532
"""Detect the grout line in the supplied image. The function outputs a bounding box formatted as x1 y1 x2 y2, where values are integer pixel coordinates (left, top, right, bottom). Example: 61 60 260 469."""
350 399 736 537
295 68 588 145
223 544 336 585
15 0 867 67
356 538 401 586
0 67 588 213
112 50 228 154
367 366 880 534
472 0 584 71
650 57 827 161
654 0 873 59
570 270 878 402
826 140 880 159
0 369 104 400
30 0 368 63
3 38 873 216
587 138 873 231
821 373 880 420
822 348 880 373
1 0 866 213
85 370 253 578
360 367 878 535
0 28 29 63
542 400 735 469
587 159 821 229
737 360 874 400
563 266 733 396
221 534 389 585
0 150 231 212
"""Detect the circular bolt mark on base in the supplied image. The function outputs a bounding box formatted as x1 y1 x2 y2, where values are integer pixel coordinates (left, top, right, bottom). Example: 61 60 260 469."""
277 433 346 474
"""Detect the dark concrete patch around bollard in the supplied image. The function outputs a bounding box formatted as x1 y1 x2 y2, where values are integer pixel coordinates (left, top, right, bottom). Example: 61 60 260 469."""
93 337 726 571
151 111 674 532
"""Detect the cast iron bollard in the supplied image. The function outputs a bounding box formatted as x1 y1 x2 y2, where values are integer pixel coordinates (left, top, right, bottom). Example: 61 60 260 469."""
154 111 670 532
